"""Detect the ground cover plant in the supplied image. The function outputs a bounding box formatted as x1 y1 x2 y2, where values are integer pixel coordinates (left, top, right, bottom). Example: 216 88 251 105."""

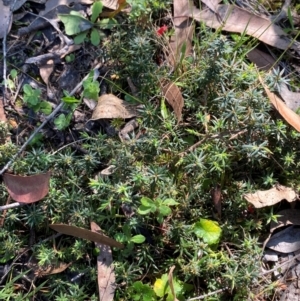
1 0 300 300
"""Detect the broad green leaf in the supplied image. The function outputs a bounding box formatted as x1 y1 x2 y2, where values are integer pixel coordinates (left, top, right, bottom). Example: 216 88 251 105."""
130 235 146 244
158 205 171 216
90 28 100 46
140 197 154 207
74 31 88 44
193 218 222 245
23 84 33 95
58 13 93 35
39 101 52 115
91 1 103 23
138 205 153 215
132 281 156 301
163 198 179 206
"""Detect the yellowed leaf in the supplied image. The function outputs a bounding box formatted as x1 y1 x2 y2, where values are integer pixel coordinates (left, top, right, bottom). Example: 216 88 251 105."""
90 94 138 120
50 224 124 249
244 185 298 208
259 75 300 132
91 222 116 301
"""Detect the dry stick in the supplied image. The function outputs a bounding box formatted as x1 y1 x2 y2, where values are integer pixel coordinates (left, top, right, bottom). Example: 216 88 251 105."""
2 0 18 108
186 287 229 301
0 61 103 178
260 252 300 276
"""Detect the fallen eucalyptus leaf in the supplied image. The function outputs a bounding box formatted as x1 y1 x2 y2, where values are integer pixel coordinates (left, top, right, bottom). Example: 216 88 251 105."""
259 76 300 133
168 0 193 66
3 171 51 203
50 224 124 249
190 4 300 52
90 94 138 120
244 184 298 208
0 1 12 39
266 226 300 253
91 222 116 301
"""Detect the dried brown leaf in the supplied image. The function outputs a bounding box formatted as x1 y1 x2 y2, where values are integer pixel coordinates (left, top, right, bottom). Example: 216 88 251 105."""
40 60 54 86
211 184 222 219
32 261 72 277
0 1 12 38
266 226 300 253
91 222 116 301
190 4 299 51
168 265 179 301
160 80 184 122
168 0 194 66
50 224 124 249
270 209 300 233
244 185 298 208
3 171 51 203
90 94 138 120
247 48 277 71
278 83 300 112
201 0 221 12
259 76 300 132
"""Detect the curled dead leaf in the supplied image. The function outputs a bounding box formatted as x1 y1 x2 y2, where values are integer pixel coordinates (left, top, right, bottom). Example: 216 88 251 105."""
90 94 138 120
50 224 124 249
244 184 298 208
3 171 51 203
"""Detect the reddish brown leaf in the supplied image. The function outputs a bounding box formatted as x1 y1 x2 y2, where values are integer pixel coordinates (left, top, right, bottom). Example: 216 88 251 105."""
91 222 116 301
211 184 222 219
161 80 184 122
259 75 300 132
50 224 124 249
3 171 51 203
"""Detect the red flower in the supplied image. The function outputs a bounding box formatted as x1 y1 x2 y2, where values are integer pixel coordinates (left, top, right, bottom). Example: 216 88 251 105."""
157 25 168 36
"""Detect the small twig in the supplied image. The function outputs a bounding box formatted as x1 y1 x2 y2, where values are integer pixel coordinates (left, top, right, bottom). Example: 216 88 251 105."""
260 252 300 276
0 200 26 212
0 62 103 176
186 287 229 301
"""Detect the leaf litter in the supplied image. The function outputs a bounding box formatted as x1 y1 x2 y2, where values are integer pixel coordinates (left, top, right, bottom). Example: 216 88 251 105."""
2 0 300 299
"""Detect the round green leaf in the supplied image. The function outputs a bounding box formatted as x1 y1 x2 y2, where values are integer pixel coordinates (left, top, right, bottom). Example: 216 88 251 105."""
193 219 222 245
130 235 145 244
159 205 171 216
